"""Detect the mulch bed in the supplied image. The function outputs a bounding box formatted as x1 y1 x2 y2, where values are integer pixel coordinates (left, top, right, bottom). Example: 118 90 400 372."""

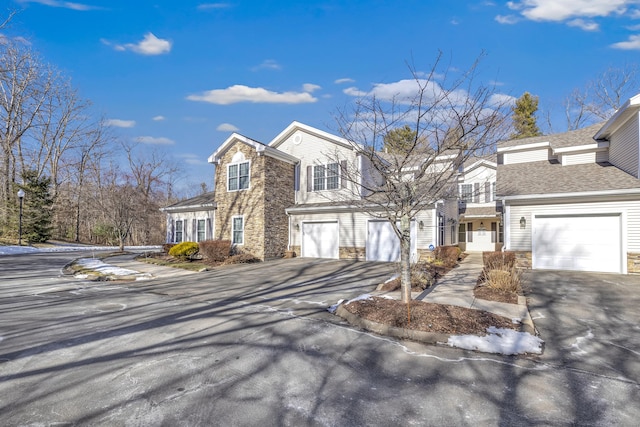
474 285 519 304
342 297 518 335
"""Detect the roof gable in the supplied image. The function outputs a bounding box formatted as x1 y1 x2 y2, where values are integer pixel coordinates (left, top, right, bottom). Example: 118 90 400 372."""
208 133 298 165
269 121 355 151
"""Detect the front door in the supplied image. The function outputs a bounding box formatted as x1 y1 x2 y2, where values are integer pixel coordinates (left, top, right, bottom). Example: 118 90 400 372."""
466 220 496 252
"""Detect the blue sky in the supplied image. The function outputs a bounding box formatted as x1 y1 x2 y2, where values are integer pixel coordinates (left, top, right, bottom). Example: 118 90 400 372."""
4 0 640 190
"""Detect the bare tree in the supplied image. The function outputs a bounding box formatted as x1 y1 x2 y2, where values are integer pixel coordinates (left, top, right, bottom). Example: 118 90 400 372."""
561 65 639 131
333 53 511 303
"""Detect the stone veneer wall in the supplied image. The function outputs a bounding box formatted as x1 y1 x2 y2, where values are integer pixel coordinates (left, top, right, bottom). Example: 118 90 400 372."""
213 143 267 260
513 251 532 269
263 155 295 259
339 246 366 260
627 253 640 273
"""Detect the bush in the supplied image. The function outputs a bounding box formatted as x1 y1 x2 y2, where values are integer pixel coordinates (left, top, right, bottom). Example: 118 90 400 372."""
483 251 516 270
433 245 461 268
169 241 200 260
199 240 231 262
380 263 435 291
484 264 522 293
162 243 176 254
223 253 261 264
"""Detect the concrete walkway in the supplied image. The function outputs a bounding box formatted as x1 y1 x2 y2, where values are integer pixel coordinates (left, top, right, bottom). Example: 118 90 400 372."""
417 252 535 333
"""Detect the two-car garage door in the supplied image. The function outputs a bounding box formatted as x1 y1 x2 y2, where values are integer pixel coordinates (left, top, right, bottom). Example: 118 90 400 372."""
532 214 622 273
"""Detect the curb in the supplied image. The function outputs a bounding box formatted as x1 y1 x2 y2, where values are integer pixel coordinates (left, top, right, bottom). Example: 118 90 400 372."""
335 303 451 345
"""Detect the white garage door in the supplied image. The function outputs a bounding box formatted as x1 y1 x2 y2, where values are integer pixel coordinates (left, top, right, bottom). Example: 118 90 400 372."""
533 214 622 273
302 221 339 259
366 220 417 262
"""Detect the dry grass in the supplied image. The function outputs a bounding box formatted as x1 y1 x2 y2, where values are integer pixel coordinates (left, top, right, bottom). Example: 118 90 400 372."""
484 266 522 293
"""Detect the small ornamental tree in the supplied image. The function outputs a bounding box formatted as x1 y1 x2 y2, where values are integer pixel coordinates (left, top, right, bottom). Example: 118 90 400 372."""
332 52 511 303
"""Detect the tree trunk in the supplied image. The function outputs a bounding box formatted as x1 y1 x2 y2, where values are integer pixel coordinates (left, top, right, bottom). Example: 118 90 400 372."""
400 213 412 303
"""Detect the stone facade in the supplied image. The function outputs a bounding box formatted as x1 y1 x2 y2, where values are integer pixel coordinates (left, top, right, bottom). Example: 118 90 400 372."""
213 142 294 260
627 253 640 273
513 251 532 269
339 246 366 260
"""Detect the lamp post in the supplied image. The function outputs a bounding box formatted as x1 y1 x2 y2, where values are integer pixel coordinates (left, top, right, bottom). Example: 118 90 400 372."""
17 189 25 246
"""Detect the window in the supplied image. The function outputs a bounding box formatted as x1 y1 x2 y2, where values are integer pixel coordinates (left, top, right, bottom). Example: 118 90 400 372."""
228 161 250 191
197 219 206 242
313 163 339 191
460 184 472 202
232 216 244 245
458 223 466 243
175 220 183 243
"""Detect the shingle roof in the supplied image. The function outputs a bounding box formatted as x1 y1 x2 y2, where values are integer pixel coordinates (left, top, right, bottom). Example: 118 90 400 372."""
459 205 502 217
498 123 605 149
161 192 216 211
497 161 640 197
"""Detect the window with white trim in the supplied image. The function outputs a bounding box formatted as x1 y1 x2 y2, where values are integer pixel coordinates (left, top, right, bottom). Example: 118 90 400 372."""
197 219 206 242
228 161 250 191
313 163 339 191
232 216 244 245
460 184 472 202
175 220 183 243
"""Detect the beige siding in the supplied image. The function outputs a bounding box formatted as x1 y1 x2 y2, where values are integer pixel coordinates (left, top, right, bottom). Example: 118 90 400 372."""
507 199 640 252
503 148 549 164
275 130 358 204
609 112 639 178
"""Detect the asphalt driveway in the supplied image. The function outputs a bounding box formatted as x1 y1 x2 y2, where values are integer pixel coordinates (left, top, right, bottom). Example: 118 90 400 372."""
2 252 640 426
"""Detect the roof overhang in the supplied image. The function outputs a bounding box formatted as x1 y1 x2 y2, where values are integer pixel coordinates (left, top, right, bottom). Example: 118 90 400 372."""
499 187 640 203
594 93 640 141
208 133 299 165
269 121 358 151
497 141 549 153
160 202 217 213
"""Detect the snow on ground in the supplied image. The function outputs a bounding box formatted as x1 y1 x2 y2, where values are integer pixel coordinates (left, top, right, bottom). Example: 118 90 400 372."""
74 258 149 279
448 326 544 355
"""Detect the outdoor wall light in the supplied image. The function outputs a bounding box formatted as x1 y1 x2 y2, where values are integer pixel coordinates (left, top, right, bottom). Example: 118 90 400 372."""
295 223 300 231
520 216 526 229
419 220 424 230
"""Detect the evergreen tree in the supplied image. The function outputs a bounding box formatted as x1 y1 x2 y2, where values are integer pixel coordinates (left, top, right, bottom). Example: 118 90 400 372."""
511 92 542 139
383 125 418 153
17 170 54 243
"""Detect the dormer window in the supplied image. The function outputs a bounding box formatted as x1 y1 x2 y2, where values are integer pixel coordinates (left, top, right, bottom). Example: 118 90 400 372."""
228 152 250 191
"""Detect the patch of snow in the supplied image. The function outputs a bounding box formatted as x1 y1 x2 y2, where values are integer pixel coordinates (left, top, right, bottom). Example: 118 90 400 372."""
511 318 521 324
345 294 373 305
448 326 544 355
0 244 160 256
327 299 345 314
384 274 399 283
76 258 139 276
569 328 593 355
74 274 89 279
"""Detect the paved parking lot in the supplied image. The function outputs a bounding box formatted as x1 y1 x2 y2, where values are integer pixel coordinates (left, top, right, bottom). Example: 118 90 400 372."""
1 252 639 426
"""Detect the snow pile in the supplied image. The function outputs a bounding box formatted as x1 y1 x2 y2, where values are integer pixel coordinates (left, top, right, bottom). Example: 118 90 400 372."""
327 299 345 314
75 258 150 279
448 326 544 355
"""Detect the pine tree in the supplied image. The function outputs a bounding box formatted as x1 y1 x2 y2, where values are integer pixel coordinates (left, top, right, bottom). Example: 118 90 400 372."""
511 92 542 139
383 125 418 153
17 170 54 243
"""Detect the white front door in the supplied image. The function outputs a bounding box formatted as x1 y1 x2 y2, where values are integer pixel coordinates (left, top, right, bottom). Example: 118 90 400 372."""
302 221 339 259
533 214 622 273
466 221 496 252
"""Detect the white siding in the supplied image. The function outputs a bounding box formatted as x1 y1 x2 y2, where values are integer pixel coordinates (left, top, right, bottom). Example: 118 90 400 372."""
275 130 358 204
503 148 549 164
165 210 215 243
609 112 639 178
290 210 435 250
459 163 496 204
561 151 597 166
506 200 640 252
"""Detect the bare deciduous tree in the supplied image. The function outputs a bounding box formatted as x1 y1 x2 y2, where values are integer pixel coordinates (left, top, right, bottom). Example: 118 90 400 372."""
333 53 511 303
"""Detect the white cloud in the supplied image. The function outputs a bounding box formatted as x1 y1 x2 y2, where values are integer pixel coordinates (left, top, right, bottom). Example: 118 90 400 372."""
178 154 207 165
303 83 321 93
186 85 318 104
18 0 102 11
567 18 599 30
197 3 231 10
106 119 136 128
217 123 239 132
343 87 367 97
507 0 631 22
251 59 282 71
489 93 517 106
611 34 640 50
152 115 166 121
135 136 175 145
109 33 172 55
495 14 520 24
335 78 355 84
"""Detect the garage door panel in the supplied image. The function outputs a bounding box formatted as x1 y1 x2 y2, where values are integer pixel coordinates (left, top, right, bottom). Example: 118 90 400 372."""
302 222 339 259
366 220 417 262
533 214 621 273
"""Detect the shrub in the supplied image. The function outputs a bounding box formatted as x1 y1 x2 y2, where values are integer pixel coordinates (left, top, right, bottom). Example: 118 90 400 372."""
484 264 522 294
380 263 435 291
162 243 176 254
223 253 261 264
483 251 516 270
433 245 460 268
169 241 200 260
199 240 231 262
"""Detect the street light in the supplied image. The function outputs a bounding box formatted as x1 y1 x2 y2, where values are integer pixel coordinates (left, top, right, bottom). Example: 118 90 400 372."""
17 189 25 246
